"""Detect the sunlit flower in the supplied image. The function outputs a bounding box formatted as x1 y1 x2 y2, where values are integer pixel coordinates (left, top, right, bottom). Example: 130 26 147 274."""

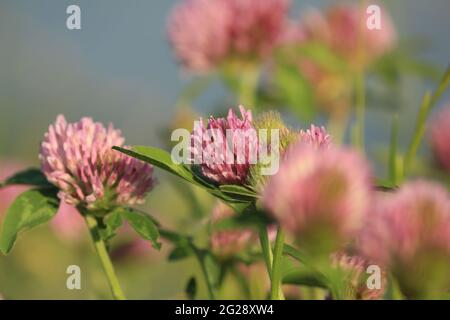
331 252 386 300
302 3 396 69
299 124 332 149
278 18 352 114
190 105 257 184
263 145 371 251
359 181 450 297
360 181 450 264
430 105 450 172
252 111 297 153
168 0 290 72
40 115 155 211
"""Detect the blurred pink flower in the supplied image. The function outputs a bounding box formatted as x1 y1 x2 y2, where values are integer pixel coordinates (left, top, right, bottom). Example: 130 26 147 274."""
0 160 29 217
277 19 307 45
302 3 396 68
299 124 332 149
168 0 290 72
300 58 353 115
331 252 386 300
210 202 255 260
278 18 353 115
167 0 231 72
430 106 450 172
190 105 257 184
360 181 450 266
50 202 86 242
359 181 450 297
40 115 155 211
263 145 372 249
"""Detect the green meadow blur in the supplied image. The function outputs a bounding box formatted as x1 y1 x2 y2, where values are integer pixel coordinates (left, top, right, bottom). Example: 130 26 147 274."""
0 0 449 299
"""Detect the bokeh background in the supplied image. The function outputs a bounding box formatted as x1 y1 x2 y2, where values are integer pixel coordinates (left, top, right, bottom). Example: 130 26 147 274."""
0 0 449 299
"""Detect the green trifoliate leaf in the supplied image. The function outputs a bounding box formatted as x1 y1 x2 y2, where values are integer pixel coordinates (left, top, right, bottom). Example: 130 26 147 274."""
113 146 198 185
0 188 59 254
121 208 161 250
98 209 123 241
113 145 255 211
0 168 53 189
168 246 194 261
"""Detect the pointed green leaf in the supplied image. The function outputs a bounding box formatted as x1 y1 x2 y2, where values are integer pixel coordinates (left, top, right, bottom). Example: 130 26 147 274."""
274 61 315 121
1 168 53 188
185 277 197 300
121 208 161 250
375 178 397 191
212 211 272 232
113 145 196 183
114 146 219 191
283 244 307 263
219 185 258 200
0 188 59 254
283 269 328 289
99 209 123 241
113 145 255 207
168 246 193 261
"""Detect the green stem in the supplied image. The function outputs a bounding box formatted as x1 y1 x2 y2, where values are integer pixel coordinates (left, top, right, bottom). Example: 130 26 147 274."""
258 225 273 280
303 287 322 300
270 227 285 300
159 229 215 300
238 67 260 109
329 284 343 300
327 112 348 146
388 114 399 184
193 250 216 300
403 93 431 177
352 0 367 151
85 215 126 300
403 66 450 179
352 71 366 151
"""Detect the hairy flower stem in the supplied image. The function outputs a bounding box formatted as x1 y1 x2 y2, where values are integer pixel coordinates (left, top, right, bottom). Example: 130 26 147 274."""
85 215 126 300
270 227 285 300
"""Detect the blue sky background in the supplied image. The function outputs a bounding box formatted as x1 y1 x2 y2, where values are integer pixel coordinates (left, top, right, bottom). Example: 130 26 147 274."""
0 0 449 161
